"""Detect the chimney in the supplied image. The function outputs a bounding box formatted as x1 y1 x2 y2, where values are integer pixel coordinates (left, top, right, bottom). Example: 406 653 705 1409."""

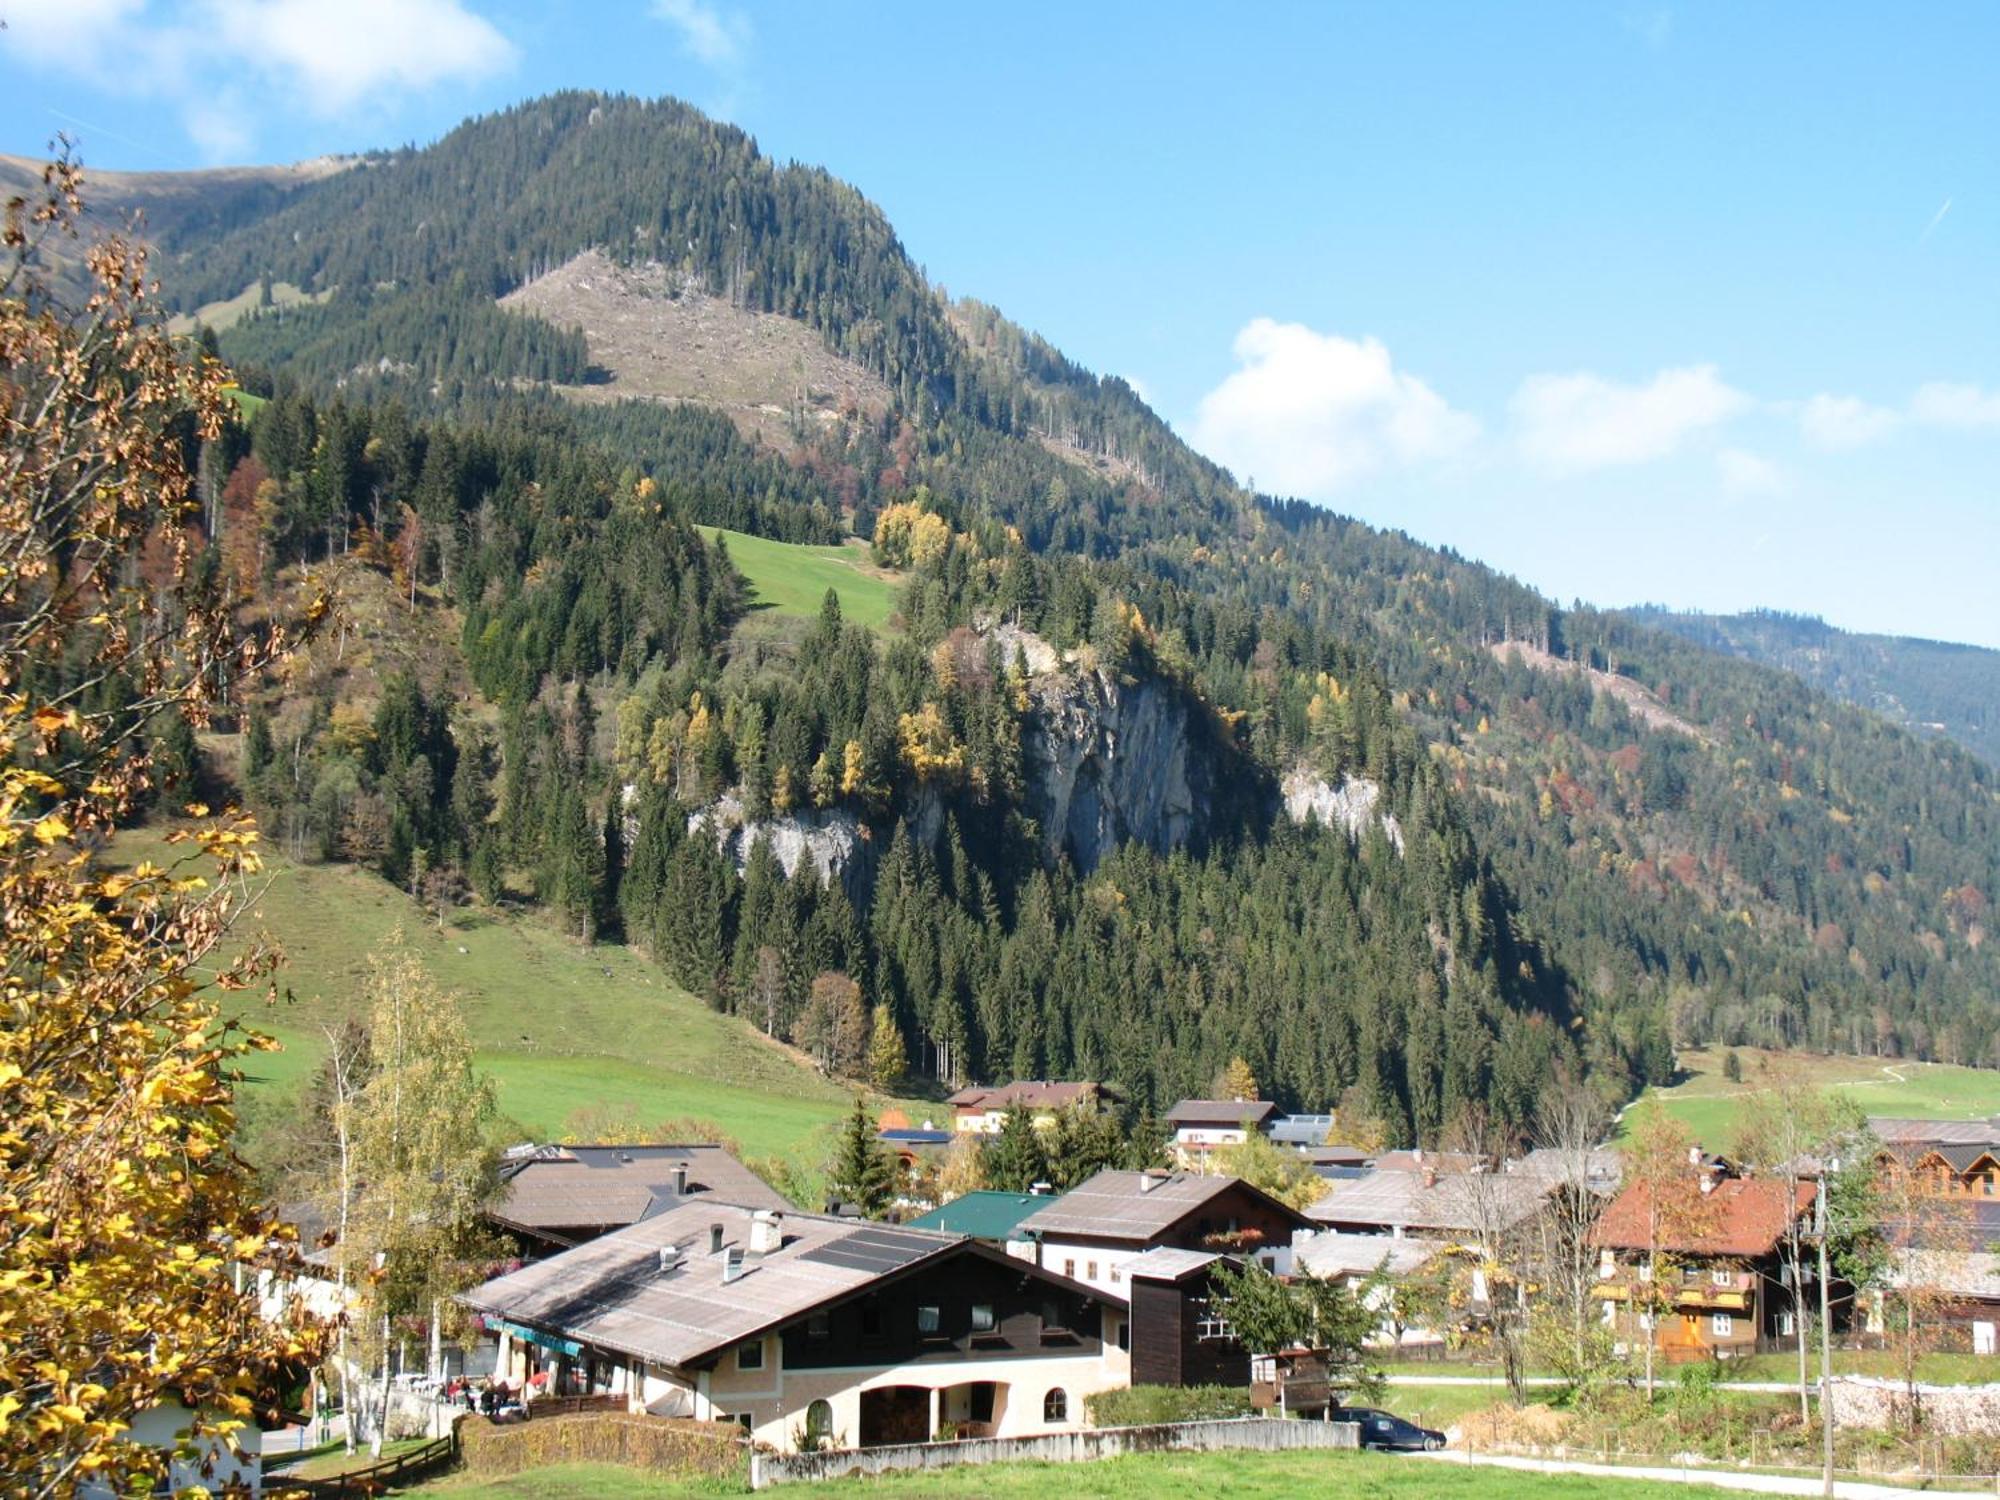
657 1243 684 1274
708 1223 725 1255
749 1210 782 1255
1029 1180 1053 1197
722 1247 746 1283
1138 1170 1167 1194
673 1164 689 1196
1687 1145 1703 1167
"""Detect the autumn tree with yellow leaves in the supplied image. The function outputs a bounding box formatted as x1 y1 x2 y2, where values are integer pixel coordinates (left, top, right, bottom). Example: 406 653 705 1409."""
0 154 326 1496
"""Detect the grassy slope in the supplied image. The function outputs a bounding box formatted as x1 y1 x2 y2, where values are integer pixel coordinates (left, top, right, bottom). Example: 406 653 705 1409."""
422 1451 1717 1499
1631 1045 2000 1148
114 830 859 1162
701 526 899 632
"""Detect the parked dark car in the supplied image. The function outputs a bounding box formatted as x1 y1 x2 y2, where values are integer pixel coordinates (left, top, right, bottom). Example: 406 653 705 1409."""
1331 1407 1447 1451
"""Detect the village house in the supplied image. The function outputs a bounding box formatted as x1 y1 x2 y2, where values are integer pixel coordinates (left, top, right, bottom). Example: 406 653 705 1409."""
1120 1248 1250 1390
1590 1170 1814 1362
1164 1098 1281 1161
1869 1118 2000 1353
487 1143 792 1257
461 1201 1129 1451
1293 1231 1444 1349
1305 1162 1550 1240
946 1081 1104 1135
1009 1169 1313 1297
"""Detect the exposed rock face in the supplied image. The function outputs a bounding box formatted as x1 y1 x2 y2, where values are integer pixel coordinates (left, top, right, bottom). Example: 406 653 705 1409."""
689 793 870 898
1021 666 1209 874
1281 767 1405 853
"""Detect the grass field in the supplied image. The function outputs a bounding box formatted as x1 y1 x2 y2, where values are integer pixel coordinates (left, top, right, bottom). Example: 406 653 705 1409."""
701 526 899 632
1630 1045 2000 1147
110 829 866 1163
419 1451 1722 1499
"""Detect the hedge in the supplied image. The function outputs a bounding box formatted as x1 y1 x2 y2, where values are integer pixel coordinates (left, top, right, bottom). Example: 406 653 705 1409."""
457 1412 745 1480
1085 1385 1255 1427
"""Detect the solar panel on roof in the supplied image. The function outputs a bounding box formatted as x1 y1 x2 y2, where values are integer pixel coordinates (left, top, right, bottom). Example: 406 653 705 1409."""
798 1226 942 1275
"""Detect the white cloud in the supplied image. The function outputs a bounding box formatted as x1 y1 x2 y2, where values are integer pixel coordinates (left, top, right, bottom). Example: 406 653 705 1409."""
0 0 147 66
1909 381 2000 429
1510 363 1749 474
203 0 516 115
1716 447 1787 497
651 0 751 68
1799 392 1901 450
1191 319 1477 497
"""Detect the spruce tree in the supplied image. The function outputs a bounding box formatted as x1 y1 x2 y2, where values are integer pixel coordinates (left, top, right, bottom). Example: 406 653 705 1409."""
984 1102 1048 1192
827 1097 896 1218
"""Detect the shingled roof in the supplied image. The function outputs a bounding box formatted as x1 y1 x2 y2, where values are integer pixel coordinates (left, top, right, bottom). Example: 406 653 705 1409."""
946 1081 1099 1112
491 1144 791 1240
1590 1177 1815 1259
1165 1099 1281 1128
1305 1167 1550 1235
1015 1169 1312 1244
463 1202 962 1369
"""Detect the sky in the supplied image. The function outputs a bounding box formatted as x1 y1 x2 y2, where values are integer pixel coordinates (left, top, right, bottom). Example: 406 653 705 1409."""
4 1 1997 648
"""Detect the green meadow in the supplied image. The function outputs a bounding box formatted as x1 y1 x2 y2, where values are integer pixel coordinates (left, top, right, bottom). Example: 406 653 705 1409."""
701 525 900 632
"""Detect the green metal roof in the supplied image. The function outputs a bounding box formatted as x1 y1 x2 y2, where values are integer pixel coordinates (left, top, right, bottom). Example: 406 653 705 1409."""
905 1191 1045 1240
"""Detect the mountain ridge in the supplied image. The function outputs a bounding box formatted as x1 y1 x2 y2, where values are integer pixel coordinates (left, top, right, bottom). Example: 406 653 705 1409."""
37 90 1995 1130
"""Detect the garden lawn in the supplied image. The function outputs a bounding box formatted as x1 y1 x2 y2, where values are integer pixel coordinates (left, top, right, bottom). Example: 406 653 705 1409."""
701 526 899 632
419 1450 1733 1499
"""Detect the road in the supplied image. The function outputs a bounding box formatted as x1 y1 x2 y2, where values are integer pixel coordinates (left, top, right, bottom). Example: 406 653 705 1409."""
1386 1373 1809 1395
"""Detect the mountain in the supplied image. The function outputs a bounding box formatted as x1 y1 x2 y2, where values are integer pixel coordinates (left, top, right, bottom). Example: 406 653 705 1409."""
1626 607 2000 767
51 90 1998 1137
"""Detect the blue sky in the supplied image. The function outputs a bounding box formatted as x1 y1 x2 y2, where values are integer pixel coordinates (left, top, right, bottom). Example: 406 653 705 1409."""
5 2 1997 647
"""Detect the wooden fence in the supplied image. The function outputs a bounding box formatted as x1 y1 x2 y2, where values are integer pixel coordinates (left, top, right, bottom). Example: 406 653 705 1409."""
277 1430 458 1498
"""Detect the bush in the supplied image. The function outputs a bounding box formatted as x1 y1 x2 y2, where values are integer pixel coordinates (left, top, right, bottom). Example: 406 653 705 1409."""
1085 1385 1253 1428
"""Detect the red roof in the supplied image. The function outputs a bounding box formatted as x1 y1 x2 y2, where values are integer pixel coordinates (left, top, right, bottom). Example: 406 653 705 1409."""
947 1081 1097 1111
1591 1176 1815 1258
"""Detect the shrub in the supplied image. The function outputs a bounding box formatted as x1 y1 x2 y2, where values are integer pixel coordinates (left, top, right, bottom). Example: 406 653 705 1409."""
1085 1385 1253 1428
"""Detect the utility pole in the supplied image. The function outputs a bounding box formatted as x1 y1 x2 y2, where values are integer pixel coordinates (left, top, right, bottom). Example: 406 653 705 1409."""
1817 1167 1836 1498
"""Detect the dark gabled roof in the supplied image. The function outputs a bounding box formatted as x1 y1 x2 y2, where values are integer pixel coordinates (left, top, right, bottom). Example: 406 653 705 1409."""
1165 1099 1281 1128
460 1201 1108 1371
1016 1169 1313 1244
491 1143 791 1235
904 1191 1047 1240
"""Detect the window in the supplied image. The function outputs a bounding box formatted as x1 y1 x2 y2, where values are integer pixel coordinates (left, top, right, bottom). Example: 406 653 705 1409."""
1711 1268 1733 1286
1116 1317 1130 1352
1777 1312 1796 1337
1598 1248 1615 1280
806 1312 830 1341
971 1303 996 1334
1086 1261 1098 1281
1043 1388 1068 1423
1063 1258 1076 1279
916 1305 941 1336
803 1400 834 1447
1110 1265 1122 1284
1710 1313 1734 1337
1195 1301 1234 1342
736 1340 764 1373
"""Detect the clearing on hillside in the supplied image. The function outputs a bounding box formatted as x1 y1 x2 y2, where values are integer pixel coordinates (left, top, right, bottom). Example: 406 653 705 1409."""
500 249 894 444
705 525 899 633
1630 1045 2000 1147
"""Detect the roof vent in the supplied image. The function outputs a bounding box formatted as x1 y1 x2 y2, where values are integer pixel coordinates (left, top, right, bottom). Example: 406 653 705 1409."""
709 1222 725 1254
722 1247 746 1283
1138 1170 1168 1194
616 1150 634 1164
657 1243 685 1274
673 1164 689 1196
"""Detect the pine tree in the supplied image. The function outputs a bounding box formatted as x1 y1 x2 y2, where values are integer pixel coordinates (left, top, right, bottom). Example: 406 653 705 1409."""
985 1102 1048 1192
827 1097 897 1218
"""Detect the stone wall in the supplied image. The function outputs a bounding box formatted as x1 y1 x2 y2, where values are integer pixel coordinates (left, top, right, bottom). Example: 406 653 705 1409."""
749 1415 1357 1489
1826 1377 2000 1436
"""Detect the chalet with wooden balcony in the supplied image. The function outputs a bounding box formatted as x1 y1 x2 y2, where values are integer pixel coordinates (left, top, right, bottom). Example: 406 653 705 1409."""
1589 1173 1814 1362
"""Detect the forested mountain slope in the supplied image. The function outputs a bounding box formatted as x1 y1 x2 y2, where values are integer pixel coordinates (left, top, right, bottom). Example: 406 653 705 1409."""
82 91 1997 1137
1627 607 2000 767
